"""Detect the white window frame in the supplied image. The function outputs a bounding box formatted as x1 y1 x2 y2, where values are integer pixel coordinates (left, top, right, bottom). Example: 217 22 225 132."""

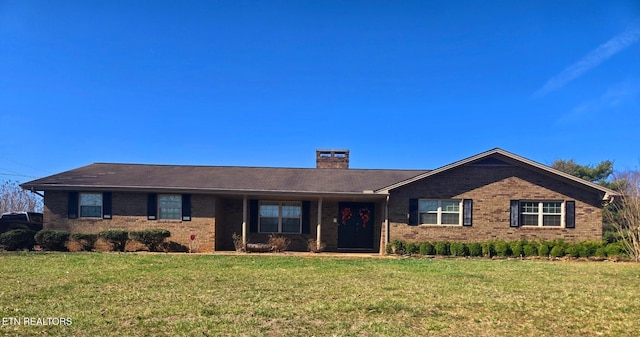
418 199 462 226
258 201 302 234
158 194 182 220
79 192 103 218
520 201 564 227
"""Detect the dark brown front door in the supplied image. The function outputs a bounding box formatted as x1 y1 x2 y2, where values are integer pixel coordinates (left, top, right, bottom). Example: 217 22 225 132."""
338 202 375 250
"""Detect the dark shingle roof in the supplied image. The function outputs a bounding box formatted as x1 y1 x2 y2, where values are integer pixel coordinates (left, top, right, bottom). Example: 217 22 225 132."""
21 163 427 196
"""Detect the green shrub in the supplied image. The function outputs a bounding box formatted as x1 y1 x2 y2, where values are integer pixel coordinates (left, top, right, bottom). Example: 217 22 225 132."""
523 242 538 257
404 242 419 255
434 241 450 256
98 230 129 252
494 240 511 257
419 242 434 255
0 229 36 251
449 242 466 257
388 240 405 255
565 244 580 258
71 233 98 251
34 230 70 251
549 245 565 257
594 247 607 257
481 241 495 257
509 241 523 257
604 242 626 258
579 241 602 258
603 231 621 244
129 229 171 252
467 242 482 257
537 242 550 257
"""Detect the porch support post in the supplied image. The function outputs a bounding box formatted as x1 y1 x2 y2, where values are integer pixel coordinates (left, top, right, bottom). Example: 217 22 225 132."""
242 196 248 250
383 195 390 255
316 198 323 251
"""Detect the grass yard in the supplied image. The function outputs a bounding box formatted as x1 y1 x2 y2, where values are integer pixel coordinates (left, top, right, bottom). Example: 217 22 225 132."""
1 253 639 337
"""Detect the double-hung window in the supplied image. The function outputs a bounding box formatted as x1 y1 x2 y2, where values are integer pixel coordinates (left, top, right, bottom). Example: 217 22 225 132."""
79 193 103 218
418 199 462 225
158 194 182 220
520 201 562 227
259 201 302 233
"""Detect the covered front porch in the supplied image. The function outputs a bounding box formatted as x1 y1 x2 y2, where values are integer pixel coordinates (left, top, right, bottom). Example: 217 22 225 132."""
213 195 388 253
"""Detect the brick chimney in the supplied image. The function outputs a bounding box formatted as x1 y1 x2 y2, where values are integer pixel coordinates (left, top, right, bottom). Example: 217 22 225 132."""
316 150 349 169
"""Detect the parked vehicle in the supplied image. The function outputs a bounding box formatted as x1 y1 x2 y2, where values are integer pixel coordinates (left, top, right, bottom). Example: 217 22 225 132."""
0 212 43 234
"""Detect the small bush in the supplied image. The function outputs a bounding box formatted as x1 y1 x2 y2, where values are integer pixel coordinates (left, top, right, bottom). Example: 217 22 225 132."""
232 233 244 252
565 244 580 258
404 242 419 255
129 229 171 252
494 240 511 257
603 231 621 244
481 241 495 257
594 247 607 258
307 239 326 253
509 241 523 258
522 242 538 257
467 242 482 257
449 242 466 257
71 233 98 251
604 242 626 258
34 230 70 251
419 242 435 255
538 242 551 257
434 241 450 256
388 240 405 255
159 241 189 253
549 245 565 258
0 229 36 251
579 241 602 258
98 230 129 252
268 235 290 253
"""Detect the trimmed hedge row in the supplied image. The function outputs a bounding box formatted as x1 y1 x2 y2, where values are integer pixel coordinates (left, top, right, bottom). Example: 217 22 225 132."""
386 239 628 259
0 228 181 252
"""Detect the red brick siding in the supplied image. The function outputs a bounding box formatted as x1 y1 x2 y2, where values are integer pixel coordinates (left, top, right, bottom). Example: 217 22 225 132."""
43 191 216 252
388 165 604 243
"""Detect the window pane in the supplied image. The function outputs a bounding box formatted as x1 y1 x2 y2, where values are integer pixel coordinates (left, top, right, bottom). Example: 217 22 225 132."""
80 193 102 217
260 217 278 233
521 202 538 213
543 215 561 226
282 218 301 233
80 193 102 206
260 204 279 217
159 195 181 208
80 206 102 218
543 202 562 214
441 213 459 225
419 200 438 213
420 213 437 224
159 195 181 219
441 201 459 212
521 214 539 226
159 208 181 219
282 204 301 218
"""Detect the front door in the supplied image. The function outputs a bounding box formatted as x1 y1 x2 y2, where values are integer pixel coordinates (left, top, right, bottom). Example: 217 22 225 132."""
338 202 375 250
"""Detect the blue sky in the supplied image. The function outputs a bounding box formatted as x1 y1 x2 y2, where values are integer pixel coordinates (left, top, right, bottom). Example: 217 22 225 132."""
1 1 639 184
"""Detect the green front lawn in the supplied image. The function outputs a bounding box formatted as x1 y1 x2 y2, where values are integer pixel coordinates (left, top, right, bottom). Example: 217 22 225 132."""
1 253 638 336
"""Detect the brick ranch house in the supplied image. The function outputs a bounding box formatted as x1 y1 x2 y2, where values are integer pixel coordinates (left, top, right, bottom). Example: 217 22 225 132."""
21 148 617 254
